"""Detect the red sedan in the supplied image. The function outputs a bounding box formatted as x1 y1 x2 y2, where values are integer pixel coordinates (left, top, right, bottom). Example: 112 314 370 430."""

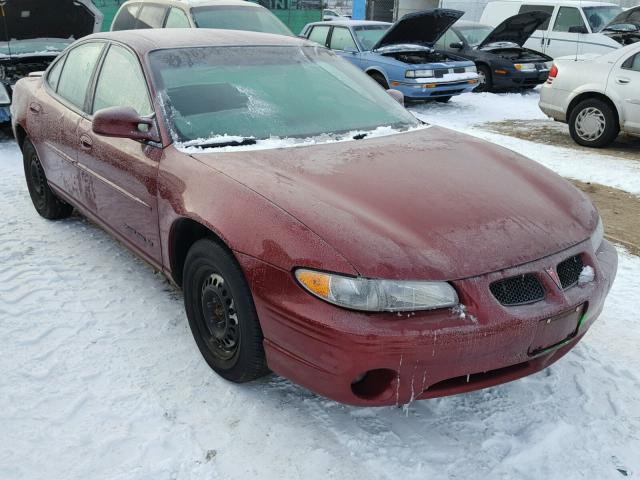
10 29 617 406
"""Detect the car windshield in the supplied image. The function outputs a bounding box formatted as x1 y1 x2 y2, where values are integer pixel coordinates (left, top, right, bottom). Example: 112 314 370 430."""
149 45 418 145
352 25 390 50
0 39 70 57
191 6 292 36
456 25 493 46
583 6 623 32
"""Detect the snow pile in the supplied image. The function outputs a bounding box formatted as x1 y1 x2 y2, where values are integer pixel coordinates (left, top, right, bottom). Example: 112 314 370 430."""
579 265 596 285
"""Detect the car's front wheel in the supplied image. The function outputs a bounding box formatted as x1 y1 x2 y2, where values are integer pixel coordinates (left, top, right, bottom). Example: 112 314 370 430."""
22 138 73 219
569 98 619 148
183 238 269 383
475 65 492 92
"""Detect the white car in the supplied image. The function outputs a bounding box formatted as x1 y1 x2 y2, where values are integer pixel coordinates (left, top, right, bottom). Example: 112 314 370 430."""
539 42 640 147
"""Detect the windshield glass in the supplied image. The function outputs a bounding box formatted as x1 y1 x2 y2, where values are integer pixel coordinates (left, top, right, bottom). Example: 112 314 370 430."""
191 6 292 36
583 6 623 32
0 39 70 57
149 46 418 144
353 25 390 50
457 25 493 46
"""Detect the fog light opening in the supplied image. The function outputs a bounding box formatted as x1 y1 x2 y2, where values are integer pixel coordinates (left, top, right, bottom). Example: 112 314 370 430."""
351 368 397 400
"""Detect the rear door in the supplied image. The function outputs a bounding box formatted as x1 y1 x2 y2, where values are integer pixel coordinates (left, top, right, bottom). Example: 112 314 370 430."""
32 42 105 204
76 42 162 264
519 4 556 53
609 51 640 133
306 24 331 47
328 27 362 67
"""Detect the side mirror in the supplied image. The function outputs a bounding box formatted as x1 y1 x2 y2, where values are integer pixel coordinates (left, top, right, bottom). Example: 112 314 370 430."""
386 88 404 106
568 26 588 34
449 42 464 49
92 106 159 143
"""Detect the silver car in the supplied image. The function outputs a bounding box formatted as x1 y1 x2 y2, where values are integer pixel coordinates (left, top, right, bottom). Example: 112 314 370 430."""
539 42 640 147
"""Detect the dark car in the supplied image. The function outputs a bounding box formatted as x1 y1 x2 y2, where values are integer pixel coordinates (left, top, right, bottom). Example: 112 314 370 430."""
0 0 102 123
436 11 553 91
603 6 640 46
11 29 616 406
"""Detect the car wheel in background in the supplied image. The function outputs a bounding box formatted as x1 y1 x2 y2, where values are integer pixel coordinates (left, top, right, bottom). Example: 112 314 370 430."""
369 72 389 89
475 65 492 92
183 238 269 383
22 138 73 220
436 96 452 103
569 98 619 148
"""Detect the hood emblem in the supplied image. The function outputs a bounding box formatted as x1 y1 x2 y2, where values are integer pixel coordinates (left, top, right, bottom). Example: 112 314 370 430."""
545 267 562 289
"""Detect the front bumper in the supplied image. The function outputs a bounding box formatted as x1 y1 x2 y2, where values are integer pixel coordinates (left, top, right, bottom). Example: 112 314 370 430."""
239 239 617 406
393 78 478 100
493 68 549 89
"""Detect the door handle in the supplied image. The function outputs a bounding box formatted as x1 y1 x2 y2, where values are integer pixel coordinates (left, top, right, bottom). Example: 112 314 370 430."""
546 38 551 46
617 77 631 85
29 102 42 114
79 134 93 150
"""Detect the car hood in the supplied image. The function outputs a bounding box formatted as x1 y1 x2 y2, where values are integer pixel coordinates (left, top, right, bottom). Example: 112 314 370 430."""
479 11 551 48
191 127 597 280
604 6 640 30
0 0 102 55
372 9 464 51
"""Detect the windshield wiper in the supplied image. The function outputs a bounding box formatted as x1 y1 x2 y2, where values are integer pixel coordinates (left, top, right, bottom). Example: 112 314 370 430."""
190 137 257 149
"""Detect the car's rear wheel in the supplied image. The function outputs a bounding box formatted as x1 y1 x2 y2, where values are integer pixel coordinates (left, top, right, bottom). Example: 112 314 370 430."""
475 65 492 92
183 238 269 383
22 138 73 219
569 98 619 148
368 72 389 89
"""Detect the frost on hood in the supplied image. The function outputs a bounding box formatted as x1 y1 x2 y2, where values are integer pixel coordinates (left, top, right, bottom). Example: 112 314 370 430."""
174 124 432 153
578 265 595 286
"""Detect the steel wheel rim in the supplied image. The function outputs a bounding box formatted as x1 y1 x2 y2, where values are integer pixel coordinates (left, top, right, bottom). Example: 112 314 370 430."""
200 272 239 360
575 107 606 141
29 154 47 207
478 69 487 86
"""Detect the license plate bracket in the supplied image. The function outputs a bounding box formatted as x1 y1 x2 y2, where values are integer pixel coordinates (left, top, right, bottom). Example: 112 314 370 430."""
528 304 584 356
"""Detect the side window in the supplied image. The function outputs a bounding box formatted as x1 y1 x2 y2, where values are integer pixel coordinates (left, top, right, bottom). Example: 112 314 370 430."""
47 56 65 92
136 4 168 29
553 7 587 33
112 4 141 31
57 42 105 110
330 27 358 52
519 5 555 30
308 25 330 45
165 8 190 28
93 45 153 116
435 29 461 50
622 53 640 72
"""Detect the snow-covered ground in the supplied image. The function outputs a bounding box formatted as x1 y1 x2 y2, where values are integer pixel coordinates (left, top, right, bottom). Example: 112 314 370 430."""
1 92 640 480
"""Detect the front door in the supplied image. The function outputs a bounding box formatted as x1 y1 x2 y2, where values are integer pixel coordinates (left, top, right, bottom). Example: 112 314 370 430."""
76 43 162 265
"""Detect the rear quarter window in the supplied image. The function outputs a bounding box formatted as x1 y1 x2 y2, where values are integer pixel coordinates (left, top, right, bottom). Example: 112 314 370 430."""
112 4 141 31
518 5 555 30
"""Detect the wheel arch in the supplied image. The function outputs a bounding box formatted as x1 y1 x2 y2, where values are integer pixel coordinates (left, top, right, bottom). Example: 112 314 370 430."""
567 92 620 126
364 67 389 84
14 124 27 151
168 216 236 287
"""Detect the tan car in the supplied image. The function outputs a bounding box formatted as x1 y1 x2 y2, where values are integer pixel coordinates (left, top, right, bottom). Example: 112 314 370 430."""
111 0 292 36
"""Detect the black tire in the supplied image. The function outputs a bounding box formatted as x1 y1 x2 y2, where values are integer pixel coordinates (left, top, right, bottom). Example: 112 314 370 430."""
568 98 619 148
183 238 269 383
22 138 73 220
475 65 492 92
435 96 452 103
369 72 389 89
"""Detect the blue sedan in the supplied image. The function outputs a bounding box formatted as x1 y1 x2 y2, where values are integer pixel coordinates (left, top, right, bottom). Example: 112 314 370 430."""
301 9 479 102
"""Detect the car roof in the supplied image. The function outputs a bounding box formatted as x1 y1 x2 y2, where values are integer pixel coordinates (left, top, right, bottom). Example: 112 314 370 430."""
454 20 492 28
121 0 263 8
306 20 390 27
491 0 619 6
82 28 310 54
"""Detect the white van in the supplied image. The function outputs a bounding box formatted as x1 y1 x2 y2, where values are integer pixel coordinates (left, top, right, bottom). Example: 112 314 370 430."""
480 1 625 58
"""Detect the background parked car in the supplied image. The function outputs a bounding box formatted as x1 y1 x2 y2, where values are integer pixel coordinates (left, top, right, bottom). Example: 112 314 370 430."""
0 0 102 124
539 42 640 147
111 0 293 36
301 10 479 102
436 11 553 91
480 1 627 58
323 8 352 20
602 6 640 46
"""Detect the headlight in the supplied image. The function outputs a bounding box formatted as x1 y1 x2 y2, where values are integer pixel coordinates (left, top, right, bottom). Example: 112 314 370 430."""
514 63 537 72
590 216 604 252
0 84 10 106
295 269 458 312
406 69 434 78
465 66 477 73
